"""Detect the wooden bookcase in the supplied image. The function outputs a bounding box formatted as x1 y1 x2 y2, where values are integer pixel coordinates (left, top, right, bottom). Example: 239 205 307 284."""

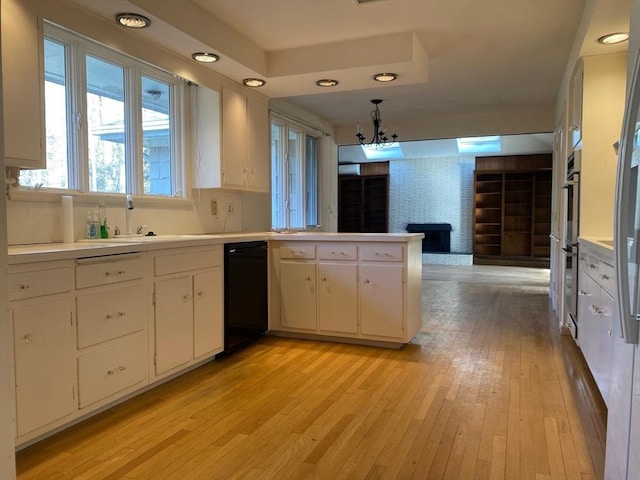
473 155 552 267
338 162 389 233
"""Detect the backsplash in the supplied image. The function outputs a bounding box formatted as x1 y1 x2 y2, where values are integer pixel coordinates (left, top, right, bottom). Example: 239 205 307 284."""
6 189 269 245
388 156 474 254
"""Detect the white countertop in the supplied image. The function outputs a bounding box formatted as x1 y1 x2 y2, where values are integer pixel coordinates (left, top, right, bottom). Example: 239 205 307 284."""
8 232 424 264
579 236 614 261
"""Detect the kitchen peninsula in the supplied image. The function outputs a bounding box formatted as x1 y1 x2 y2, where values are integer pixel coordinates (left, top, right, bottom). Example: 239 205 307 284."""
7 232 423 447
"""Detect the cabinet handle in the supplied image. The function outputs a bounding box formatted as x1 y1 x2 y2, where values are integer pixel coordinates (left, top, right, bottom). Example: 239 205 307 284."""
578 290 590 296
599 274 610 280
105 312 126 320
321 277 327 282
250 169 255 175
23 334 36 344
105 270 126 277
18 284 30 290
364 279 372 285
305 276 312 281
107 365 127 375
331 251 347 256
196 289 204 298
588 264 597 269
375 252 392 257
182 294 191 302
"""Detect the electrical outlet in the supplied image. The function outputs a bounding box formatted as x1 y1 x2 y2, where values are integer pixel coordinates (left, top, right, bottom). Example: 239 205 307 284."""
227 202 234 215
211 200 218 216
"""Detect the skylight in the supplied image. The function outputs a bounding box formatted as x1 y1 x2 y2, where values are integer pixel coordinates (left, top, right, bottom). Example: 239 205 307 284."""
456 136 501 154
361 142 404 160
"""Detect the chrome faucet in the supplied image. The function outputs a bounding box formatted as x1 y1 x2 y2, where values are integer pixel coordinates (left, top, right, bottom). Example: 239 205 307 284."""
125 195 133 235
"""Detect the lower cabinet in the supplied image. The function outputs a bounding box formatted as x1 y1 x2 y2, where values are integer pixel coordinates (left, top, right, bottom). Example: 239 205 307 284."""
153 246 223 377
77 334 147 408
13 298 75 437
359 263 404 339
318 262 358 334
577 240 615 405
272 240 421 344
280 261 317 331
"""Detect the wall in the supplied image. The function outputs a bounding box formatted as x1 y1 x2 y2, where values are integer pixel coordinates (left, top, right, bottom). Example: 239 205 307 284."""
388 156 475 253
580 52 628 238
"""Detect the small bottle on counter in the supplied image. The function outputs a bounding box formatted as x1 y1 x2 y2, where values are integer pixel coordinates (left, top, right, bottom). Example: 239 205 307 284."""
85 211 94 239
91 214 98 239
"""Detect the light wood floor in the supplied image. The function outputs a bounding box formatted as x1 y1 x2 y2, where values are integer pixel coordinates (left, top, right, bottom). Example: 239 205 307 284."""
16 265 606 480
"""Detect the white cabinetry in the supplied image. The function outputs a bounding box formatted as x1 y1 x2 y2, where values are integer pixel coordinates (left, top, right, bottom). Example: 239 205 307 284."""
577 240 614 404
272 238 422 345
75 254 148 409
221 85 270 192
280 244 317 331
194 83 269 192
9 261 75 438
153 246 223 376
568 59 583 150
1 0 45 169
359 263 404 339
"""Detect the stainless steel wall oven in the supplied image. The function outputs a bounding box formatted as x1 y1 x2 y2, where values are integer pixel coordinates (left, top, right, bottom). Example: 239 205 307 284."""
563 151 581 338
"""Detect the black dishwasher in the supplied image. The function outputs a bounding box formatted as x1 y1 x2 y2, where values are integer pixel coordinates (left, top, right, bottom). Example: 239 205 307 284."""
222 241 268 354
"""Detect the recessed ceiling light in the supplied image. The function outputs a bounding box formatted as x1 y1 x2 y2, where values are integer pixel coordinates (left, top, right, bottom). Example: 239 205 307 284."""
373 73 397 83
316 79 339 87
243 78 266 87
598 32 629 44
115 13 151 29
192 52 220 63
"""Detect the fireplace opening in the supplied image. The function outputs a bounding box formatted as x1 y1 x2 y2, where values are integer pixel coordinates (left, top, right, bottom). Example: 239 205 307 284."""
406 223 452 253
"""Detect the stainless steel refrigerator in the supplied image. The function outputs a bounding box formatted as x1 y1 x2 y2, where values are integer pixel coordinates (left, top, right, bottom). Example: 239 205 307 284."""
611 2 640 478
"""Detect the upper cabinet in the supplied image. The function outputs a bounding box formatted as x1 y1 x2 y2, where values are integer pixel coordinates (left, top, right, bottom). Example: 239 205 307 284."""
194 83 270 192
1 0 46 169
568 59 584 151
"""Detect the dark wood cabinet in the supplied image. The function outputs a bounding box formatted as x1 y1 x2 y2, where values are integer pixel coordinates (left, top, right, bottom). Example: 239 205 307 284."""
473 155 552 267
338 174 389 233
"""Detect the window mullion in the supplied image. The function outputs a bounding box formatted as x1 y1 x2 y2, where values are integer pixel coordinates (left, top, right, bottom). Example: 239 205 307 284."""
127 66 142 195
73 42 89 192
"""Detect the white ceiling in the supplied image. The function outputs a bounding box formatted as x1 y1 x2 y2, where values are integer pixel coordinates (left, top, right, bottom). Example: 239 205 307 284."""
68 0 631 130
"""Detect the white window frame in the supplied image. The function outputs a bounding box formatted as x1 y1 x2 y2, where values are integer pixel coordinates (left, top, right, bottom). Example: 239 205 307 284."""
18 22 186 200
271 114 320 230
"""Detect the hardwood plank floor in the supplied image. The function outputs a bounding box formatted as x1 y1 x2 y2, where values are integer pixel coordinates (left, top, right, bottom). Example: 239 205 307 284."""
16 265 606 479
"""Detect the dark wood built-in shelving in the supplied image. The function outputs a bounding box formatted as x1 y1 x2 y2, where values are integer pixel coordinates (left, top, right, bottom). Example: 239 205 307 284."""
338 162 389 233
473 155 552 267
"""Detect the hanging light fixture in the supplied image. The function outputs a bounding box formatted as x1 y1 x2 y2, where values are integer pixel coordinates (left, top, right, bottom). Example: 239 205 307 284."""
356 99 398 147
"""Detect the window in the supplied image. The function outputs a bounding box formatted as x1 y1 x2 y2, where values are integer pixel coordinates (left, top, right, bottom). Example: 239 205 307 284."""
271 115 319 230
20 23 185 197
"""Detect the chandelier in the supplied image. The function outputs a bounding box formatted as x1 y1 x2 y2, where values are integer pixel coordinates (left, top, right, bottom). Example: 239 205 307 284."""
356 99 398 148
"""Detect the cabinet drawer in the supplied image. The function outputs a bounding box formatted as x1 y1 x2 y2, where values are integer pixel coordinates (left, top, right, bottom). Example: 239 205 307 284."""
154 246 222 276
360 244 404 262
8 266 73 301
76 255 144 289
598 261 615 295
76 284 146 349
77 334 147 408
280 243 316 259
317 243 357 261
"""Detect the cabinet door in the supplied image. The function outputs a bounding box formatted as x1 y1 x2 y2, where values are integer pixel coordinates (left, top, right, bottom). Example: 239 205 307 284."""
569 59 583 150
578 273 598 371
359 264 404 339
193 269 223 358
318 262 358 334
154 276 193 374
13 299 75 436
221 86 248 189
1 0 45 168
595 288 614 404
247 96 270 192
280 261 317 331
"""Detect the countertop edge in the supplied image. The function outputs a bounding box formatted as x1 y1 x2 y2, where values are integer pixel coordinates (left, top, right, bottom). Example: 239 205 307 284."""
8 232 425 264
